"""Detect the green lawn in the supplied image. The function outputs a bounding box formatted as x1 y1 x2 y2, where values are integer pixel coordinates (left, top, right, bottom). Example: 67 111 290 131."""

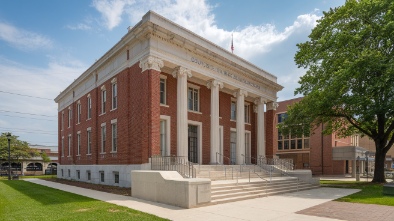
320 180 394 206
0 180 168 221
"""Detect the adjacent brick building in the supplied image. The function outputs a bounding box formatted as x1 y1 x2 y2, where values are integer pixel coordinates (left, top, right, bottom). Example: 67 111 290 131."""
55 11 283 187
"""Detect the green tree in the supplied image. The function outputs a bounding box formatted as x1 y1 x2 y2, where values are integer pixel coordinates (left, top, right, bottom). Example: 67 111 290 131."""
281 0 394 183
0 133 39 168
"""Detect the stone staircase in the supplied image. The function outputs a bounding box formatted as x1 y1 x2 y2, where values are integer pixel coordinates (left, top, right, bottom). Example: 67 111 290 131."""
195 165 320 206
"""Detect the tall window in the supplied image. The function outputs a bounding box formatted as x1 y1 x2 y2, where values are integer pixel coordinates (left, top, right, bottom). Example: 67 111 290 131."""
244 105 250 123
160 78 166 104
277 113 310 150
87 129 91 154
87 96 92 119
101 125 106 153
68 108 72 127
101 89 106 114
188 87 199 111
112 83 117 110
278 113 288 123
77 103 81 124
160 120 166 156
61 137 64 157
112 122 117 152
61 112 64 130
77 132 81 155
231 101 236 120
68 134 71 156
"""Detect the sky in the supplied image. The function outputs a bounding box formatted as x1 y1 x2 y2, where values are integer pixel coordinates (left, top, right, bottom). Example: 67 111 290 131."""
0 0 345 148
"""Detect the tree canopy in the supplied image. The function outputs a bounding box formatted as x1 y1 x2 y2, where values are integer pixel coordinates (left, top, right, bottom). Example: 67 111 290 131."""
0 133 39 163
280 0 394 182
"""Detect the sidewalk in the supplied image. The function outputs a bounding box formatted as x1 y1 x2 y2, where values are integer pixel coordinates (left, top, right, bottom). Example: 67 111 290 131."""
26 178 359 221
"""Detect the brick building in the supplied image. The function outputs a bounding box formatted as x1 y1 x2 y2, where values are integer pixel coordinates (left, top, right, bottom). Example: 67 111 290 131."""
274 97 394 176
54 11 283 187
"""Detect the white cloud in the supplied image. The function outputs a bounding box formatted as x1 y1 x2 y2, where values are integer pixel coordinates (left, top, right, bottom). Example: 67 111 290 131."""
66 23 92 31
92 0 135 30
0 22 53 50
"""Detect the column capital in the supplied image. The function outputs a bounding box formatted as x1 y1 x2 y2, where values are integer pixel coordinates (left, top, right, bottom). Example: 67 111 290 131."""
172 66 192 78
254 97 267 105
266 101 279 110
206 79 224 90
233 89 248 98
139 55 164 72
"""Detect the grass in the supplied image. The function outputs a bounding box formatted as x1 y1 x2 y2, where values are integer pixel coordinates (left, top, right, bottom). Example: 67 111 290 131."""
0 174 56 180
320 180 394 206
0 180 168 221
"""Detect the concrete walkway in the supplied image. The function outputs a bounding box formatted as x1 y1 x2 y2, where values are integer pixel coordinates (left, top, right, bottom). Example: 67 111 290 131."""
26 178 359 221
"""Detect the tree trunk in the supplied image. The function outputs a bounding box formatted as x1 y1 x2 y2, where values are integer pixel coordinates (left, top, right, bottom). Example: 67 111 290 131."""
372 142 386 183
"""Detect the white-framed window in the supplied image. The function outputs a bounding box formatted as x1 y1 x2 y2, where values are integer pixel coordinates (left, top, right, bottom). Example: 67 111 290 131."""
114 172 119 184
87 128 92 154
160 78 166 104
111 120 117 152
87 95 92 119
68 107 72 127
61 112 64 131
77 170 80 179
68 134 71 156
87 170 91 181
112 82 117 110
101 124 106 153
61 136 64 157
244 104 250 123
101 87 106 114
231 101 236 120
188 87 199 111
100 171 104 182
77 102 81 124
77 131 81 155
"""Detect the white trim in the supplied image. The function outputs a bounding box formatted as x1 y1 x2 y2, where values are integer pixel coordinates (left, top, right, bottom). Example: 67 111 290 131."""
111 119 117 124
87 127 92 131
101 122 106 127
187 120 203 164
187 83 200 89
219 125 223 164
188 110 202 114
160 115 171 156
160 74 167 79
160 104 169 108
101 85 106 90
111 77 117 84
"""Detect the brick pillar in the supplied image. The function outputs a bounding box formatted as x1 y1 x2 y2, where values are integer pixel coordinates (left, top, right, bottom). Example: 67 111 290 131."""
139 56 163 163
265 101 278 157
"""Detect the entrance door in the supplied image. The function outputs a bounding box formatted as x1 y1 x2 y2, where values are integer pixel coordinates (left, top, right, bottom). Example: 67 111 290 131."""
188 125 198 163
230 131 236 164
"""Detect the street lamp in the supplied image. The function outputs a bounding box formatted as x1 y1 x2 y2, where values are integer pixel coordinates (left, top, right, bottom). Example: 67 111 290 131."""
6 133 11 181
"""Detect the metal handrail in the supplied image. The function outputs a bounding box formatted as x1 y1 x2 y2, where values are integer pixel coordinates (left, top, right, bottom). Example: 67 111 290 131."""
216 152 235 165
151 155 196 178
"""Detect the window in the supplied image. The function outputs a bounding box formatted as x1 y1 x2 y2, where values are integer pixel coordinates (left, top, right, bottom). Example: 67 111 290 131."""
231 101 236 120
77 103 81 123
188 87 199 111
61 137 64 157
87 128 91 154
61 112 64 130
112 83 117 109
160 78 166 104
61 169 64 177
77 132 81 155
87 96 92 119
87 171 91 181
68 108 72 127
278 113 288 123
111 122 117 152
101 124 106 153
101 89 106 114
100 171 104 182
277 127 310 151
68 169 70 177
244 104 250 123
114 172 119 184
77 170 80 179
160 120 166 156
68 134 71 156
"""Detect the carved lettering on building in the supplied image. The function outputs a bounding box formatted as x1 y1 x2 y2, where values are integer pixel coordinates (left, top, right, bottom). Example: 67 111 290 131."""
191 57 261 91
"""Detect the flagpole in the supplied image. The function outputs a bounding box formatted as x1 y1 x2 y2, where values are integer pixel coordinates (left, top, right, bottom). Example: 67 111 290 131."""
231 33 234 54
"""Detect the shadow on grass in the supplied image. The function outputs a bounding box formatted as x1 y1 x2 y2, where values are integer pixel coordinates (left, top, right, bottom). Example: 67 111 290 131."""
1 180 94 205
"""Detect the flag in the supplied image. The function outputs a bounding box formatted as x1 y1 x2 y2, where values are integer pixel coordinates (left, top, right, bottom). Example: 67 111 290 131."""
231 33 234 53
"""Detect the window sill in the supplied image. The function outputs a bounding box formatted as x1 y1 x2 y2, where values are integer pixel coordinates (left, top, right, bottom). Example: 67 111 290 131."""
86 118 91 121
86 154 92 156
245 123 251 125
110 151 117 154
99 113 106 117
100 152 106 154
230 119 236 122
188 110 202 114
76 123 80 125
160 104 169 108
110 108 117 112
76 154 81 157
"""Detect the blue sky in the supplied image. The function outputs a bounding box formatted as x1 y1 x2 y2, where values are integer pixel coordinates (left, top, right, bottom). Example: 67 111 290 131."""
0 0 345 148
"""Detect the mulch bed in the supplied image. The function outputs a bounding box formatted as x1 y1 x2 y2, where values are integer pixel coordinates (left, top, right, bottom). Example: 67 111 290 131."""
45 178 131 196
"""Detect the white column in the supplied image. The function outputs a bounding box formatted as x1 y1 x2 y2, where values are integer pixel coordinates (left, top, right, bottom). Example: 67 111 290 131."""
172 66 192 158
234 89 248 165
254 97 266 158
207 79 224 164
